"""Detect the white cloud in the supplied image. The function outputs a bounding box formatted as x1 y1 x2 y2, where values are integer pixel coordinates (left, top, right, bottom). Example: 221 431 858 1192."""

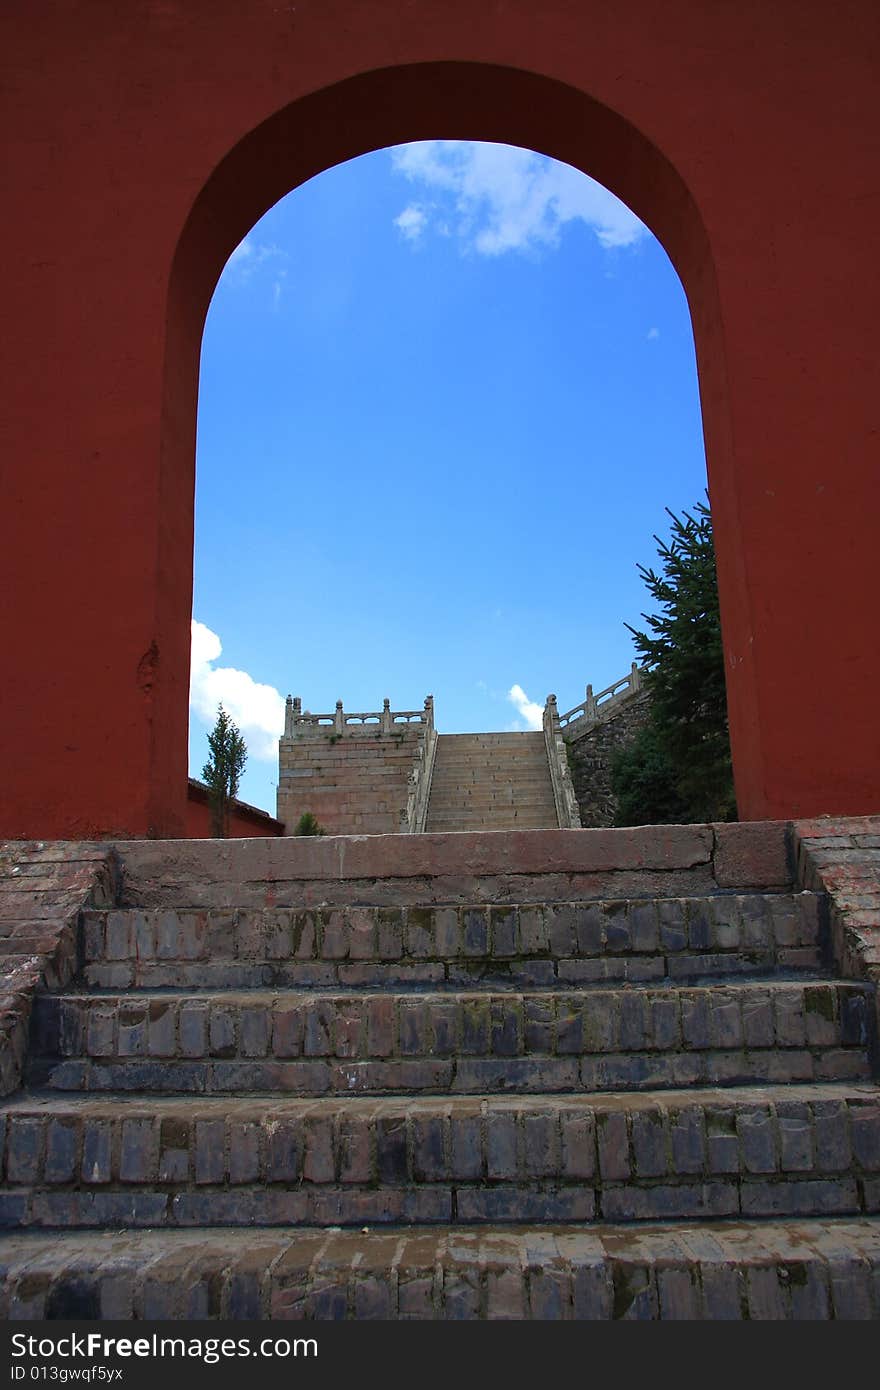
507 683 544 731
220 237 288 290
394 205 429 242
391 142 647 257
190 620 285 762
647 326 660 340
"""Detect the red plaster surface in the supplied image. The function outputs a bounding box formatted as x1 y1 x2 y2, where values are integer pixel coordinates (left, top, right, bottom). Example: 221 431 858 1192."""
2 2 879 836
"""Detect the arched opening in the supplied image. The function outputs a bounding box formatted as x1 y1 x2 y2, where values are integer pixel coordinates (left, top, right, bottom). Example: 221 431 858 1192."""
161 62 747 837
189 137 711 827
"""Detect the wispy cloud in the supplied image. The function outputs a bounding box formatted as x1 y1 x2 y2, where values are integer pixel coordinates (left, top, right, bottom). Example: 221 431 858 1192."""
190 620 285 762
507 683 544 731
391 142 647 257
647 326 660 340
220 237 289 305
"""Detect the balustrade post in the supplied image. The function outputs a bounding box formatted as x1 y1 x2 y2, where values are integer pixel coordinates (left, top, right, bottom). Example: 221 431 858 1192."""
381 698 392 734
334 700 345 736
424 694 434 730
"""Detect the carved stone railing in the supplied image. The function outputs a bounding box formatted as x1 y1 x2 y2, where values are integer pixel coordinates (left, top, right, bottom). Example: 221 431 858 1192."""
283 695 432 740
556 663 647 741
399 696 438 833
542 695 582 829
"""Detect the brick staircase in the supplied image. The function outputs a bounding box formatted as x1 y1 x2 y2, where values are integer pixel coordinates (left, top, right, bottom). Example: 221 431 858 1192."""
425 733 558 832
1 824 879 1320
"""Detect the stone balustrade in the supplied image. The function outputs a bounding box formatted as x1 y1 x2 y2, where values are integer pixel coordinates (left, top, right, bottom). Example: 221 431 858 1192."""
542 695 582 829
283 695 434 741
556 663 646 739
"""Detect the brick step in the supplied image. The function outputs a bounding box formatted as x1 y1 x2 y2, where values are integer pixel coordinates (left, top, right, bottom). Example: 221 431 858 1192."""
29 981 875 1094
3 1084 878 1231
80 894 826 991
425 780 556 795
3 1218 880 1319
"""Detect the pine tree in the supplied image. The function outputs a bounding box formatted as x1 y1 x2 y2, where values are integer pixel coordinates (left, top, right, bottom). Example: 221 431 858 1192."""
201 704 248 838
612 498 736 824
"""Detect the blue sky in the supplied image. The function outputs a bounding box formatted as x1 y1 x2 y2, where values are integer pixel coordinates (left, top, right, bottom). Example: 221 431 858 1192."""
189 141 708 816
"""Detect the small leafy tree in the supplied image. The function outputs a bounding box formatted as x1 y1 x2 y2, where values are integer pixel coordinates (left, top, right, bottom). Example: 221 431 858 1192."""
293 811 325 836
202 704 248 837
612 498 736 824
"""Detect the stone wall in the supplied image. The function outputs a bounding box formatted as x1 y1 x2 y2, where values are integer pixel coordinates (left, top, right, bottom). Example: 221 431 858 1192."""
566 690 652 828
277 729 425 835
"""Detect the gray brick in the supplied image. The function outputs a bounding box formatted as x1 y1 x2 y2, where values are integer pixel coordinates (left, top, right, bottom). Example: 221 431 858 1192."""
120 1117 157 1183
45 1118 79 1183
486 1113 518 1178
597 1112 630 1181
81 1120 112 1184
148 1002 177 1057
195 1119 226 1184
812 1101 852 1170
669 1107 705 1175
775 1103 814 1172
631 1108 668 1178
737 1107 777 1174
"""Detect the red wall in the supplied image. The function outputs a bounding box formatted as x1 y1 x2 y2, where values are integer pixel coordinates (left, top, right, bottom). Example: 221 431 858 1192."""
2 1 879 836
185 784 284 840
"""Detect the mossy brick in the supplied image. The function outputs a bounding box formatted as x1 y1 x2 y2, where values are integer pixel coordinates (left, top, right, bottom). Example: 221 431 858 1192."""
405 907 433 958
685 900 712 949
377 909 403 959
290 912 317 959
429 999 458 1054
556 998 584 1054
574 905 604 954
490 907 516 956
523 997 553 1051
604 903 631 952
582 993 616 1051
657 899 687 952
412 1114 446 1181
158 1117 191 1181
545 905 577 954
839 991 870 1046
630 1108 668 1177
433 908 460 955
490 998 521 1056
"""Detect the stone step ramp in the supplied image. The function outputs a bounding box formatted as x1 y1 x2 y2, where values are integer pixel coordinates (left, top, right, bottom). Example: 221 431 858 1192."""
426 733 557 833
3 1218 880 1319
3 1084 878 1231
28 981 875 1094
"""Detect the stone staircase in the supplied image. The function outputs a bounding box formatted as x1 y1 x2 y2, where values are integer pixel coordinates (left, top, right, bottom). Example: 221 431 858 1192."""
425 733 558 832
1 824 879 1320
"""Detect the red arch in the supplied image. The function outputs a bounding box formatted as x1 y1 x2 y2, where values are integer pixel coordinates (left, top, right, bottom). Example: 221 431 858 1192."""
2 4 877 836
